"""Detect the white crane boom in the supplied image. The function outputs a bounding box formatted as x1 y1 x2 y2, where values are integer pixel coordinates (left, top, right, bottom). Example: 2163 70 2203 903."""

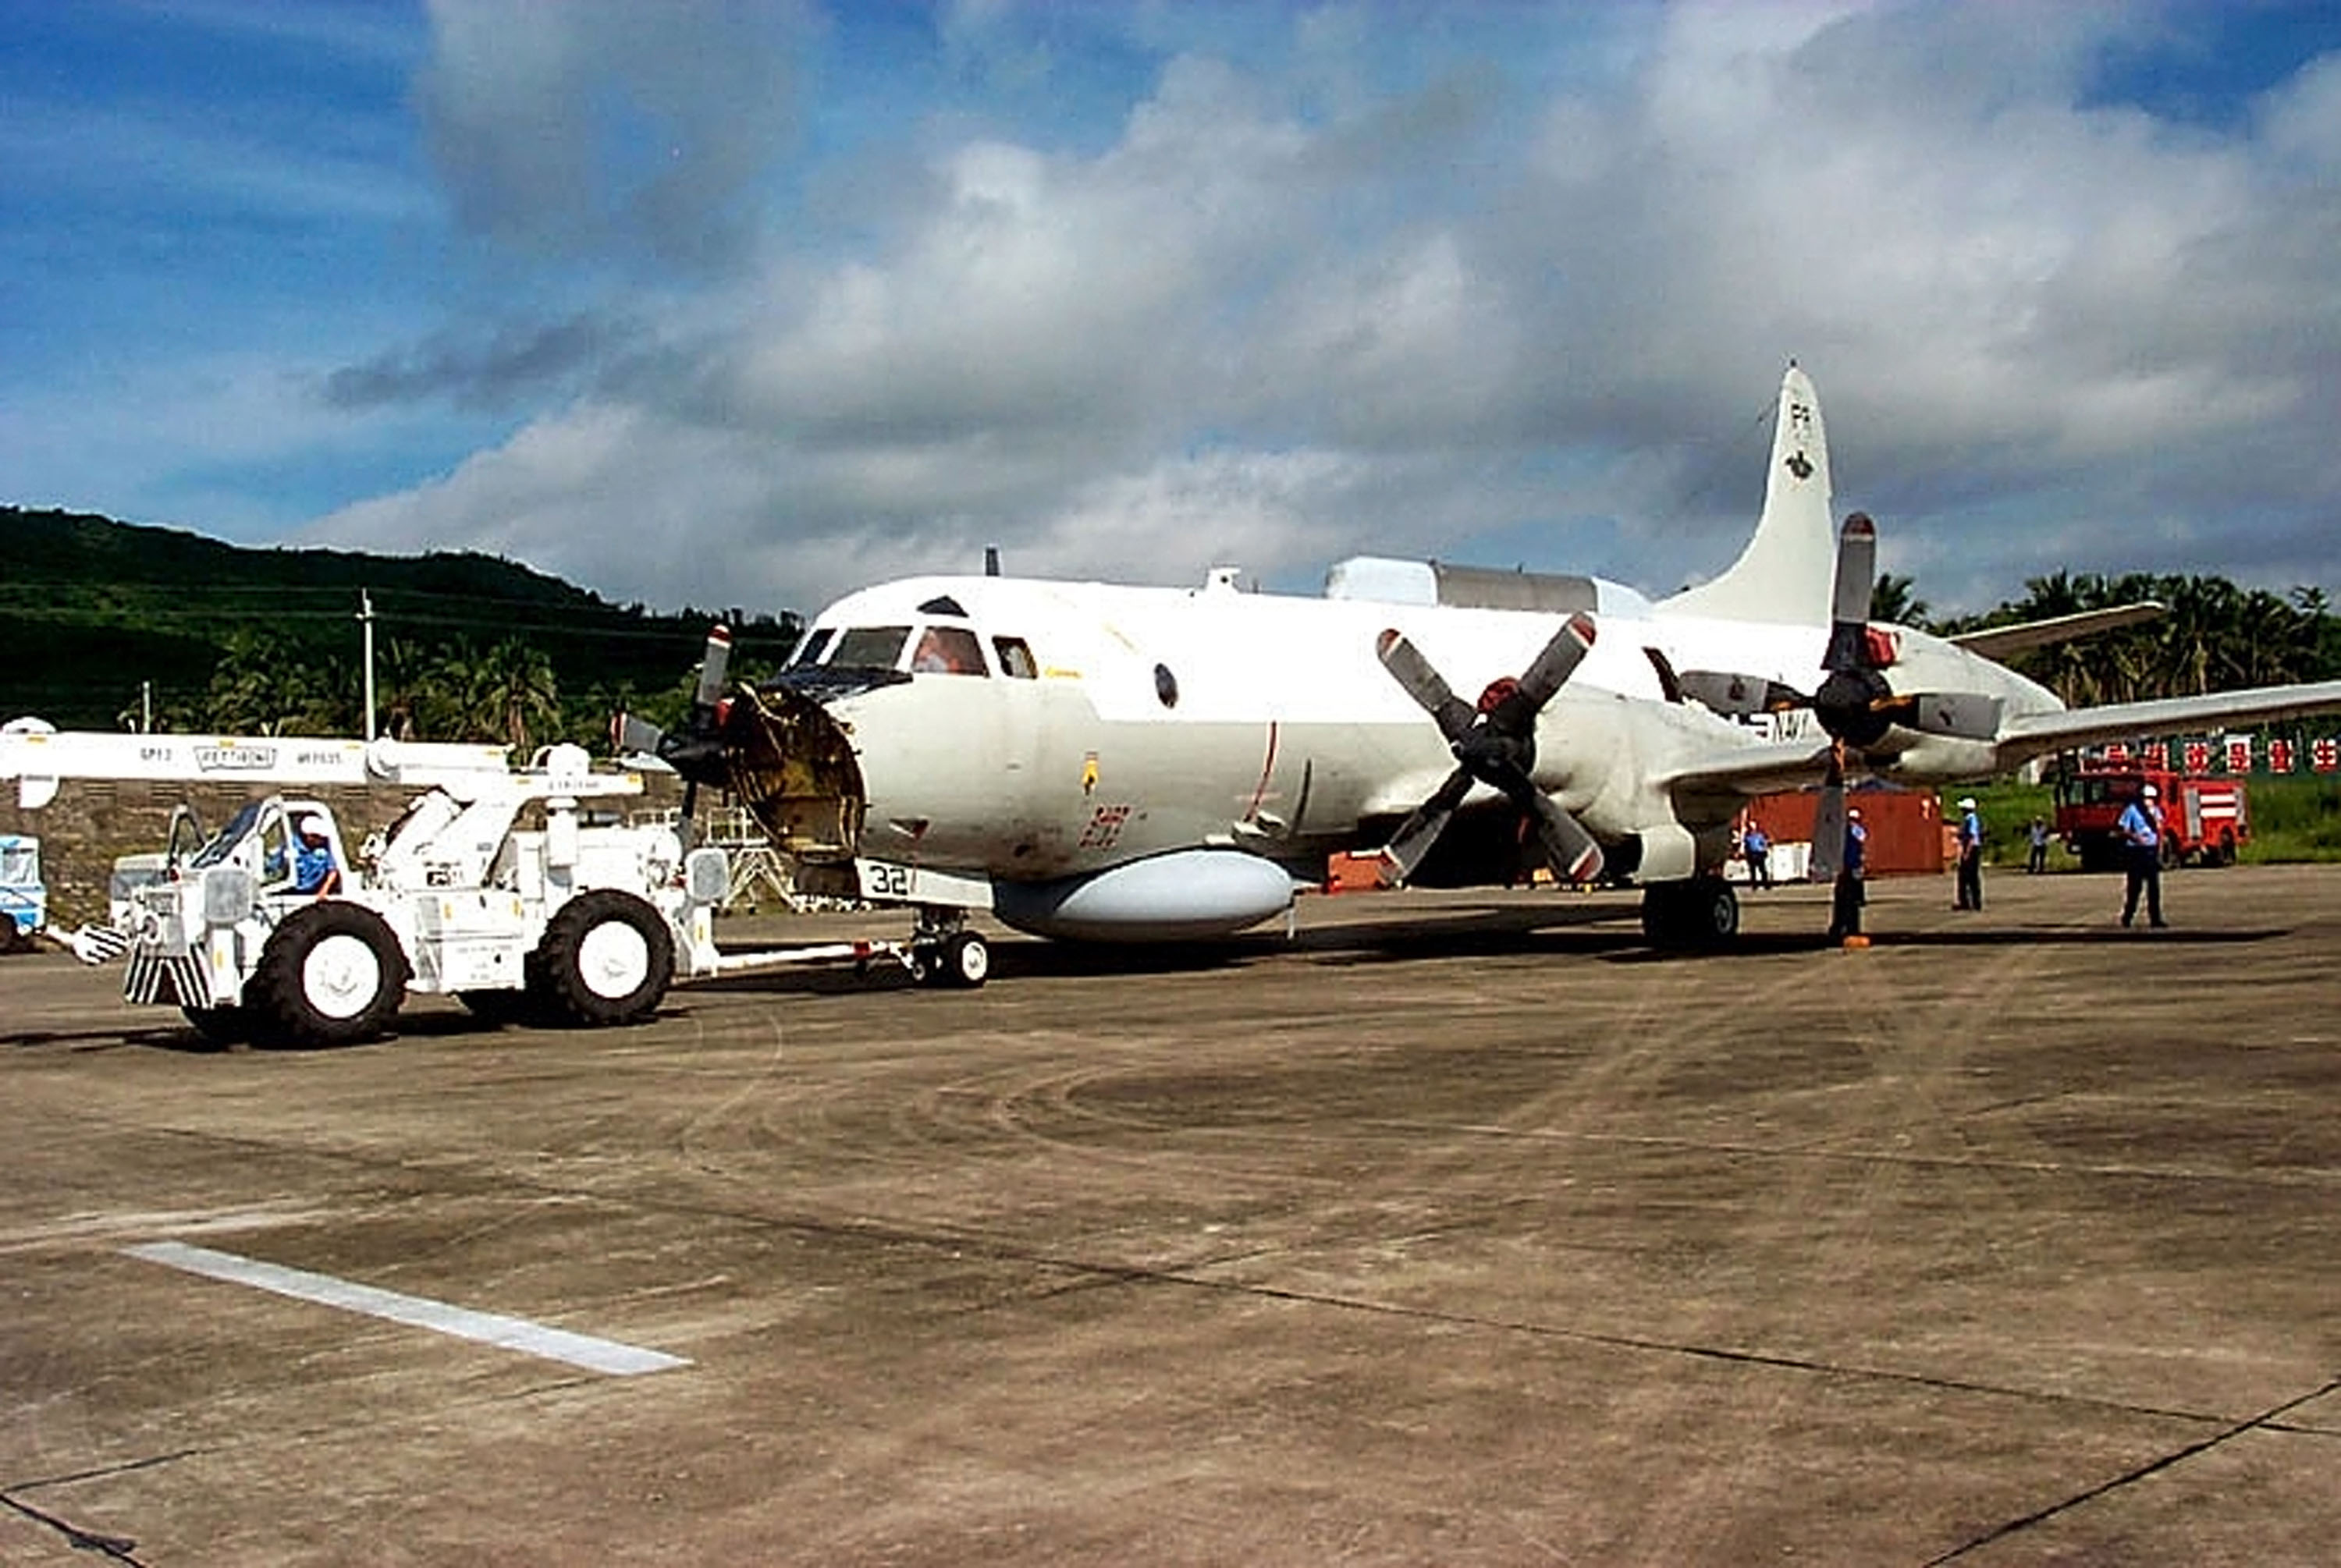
2 720 643 808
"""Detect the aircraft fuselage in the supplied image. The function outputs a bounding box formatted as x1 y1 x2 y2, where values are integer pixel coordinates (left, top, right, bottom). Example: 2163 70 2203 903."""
747 570 2063 896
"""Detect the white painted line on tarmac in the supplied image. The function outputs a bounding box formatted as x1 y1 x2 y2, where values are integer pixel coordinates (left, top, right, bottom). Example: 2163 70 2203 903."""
123 1240 691 1376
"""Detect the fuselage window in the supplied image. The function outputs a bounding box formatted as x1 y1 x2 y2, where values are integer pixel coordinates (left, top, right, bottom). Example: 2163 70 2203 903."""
1154 662 1179 708
993 637 1038 679
911 625 987 675
830 625 910 669
790 626 835 668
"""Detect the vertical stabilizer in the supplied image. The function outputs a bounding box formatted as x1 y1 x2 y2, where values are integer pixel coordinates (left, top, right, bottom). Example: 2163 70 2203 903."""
1658 363 1836 626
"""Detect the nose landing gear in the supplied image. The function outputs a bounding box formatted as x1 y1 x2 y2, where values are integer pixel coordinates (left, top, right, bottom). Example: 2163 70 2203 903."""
907 906 990 988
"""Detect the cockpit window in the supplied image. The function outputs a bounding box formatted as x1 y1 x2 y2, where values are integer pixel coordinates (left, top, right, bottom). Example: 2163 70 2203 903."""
789 626 835 668
917 594 969 618
911 625 986 675
829 626 910 669
993 637 1038 679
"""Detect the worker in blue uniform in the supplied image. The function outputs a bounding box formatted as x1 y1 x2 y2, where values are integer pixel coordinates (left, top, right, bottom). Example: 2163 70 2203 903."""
2117 784 2167 929
1828 808 1867 942
1741 821 1772 890
292 815 343 898
1954 796 1984 910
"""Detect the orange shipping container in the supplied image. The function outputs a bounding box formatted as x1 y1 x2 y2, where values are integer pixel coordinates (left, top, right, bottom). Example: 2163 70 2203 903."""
1742 785 1948 878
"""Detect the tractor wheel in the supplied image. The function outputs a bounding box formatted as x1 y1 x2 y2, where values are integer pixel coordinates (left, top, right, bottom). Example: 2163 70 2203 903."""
534 890 673 1027
247 902 408 1048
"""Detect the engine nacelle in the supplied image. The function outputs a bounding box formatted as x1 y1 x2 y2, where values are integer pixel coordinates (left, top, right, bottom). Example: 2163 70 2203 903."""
993 849 1296 942
1869 730 2002 784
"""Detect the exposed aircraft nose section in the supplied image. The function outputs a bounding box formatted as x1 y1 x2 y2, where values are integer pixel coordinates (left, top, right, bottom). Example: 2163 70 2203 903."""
717 682 866 860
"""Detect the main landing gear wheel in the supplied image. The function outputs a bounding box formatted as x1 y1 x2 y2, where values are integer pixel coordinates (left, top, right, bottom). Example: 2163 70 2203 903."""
247 901 409 1047
1639 874 1739 953
534 890 675 1027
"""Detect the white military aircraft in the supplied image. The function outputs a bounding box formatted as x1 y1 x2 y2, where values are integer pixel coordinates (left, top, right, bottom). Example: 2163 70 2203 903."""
627 364 2341 983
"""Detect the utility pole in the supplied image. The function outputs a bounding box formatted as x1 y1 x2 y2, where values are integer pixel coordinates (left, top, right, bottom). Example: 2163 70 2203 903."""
359 590 378 739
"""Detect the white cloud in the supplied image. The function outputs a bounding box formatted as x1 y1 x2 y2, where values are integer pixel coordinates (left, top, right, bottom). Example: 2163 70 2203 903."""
416 0 810 272
288 2 2341 619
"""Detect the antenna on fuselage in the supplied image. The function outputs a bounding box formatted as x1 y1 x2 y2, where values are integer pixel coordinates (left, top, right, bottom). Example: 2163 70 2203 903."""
984 545 1000 576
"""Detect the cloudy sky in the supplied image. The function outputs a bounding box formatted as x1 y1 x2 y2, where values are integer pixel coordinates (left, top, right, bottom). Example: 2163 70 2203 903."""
7 0 2339 620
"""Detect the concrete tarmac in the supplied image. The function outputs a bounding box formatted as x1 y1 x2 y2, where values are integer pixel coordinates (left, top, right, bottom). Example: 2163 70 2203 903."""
3 865 2338 1565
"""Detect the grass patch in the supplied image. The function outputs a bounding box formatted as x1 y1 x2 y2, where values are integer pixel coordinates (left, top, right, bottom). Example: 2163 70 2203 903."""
1927 775 2341 867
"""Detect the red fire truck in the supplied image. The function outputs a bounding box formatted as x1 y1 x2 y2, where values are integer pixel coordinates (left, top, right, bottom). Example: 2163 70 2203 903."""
2053 760 2248 871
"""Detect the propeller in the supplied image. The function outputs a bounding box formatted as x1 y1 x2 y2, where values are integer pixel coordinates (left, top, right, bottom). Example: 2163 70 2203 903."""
612 625 735 832
1679 513 2002 745
1374 614 1604 887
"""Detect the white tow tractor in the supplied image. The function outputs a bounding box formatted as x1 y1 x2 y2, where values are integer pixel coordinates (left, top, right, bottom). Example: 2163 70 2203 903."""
0 722 752 1045
0 832 44 953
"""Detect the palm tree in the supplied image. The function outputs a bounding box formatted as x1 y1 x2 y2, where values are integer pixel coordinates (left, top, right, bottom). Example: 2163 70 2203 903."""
1870 573 1931 628
197 630 355 735
459 637 562 751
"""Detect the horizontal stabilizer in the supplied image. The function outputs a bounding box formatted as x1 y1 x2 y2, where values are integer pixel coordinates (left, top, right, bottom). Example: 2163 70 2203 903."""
1949 601 2165 660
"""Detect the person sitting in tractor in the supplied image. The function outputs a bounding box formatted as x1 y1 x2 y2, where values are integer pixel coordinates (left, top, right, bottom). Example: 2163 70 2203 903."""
292 815 343 898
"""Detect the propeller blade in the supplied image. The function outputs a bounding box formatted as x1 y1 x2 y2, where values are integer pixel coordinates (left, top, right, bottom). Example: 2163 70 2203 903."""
1678 669 1810 718
1898 690 2004 740
1514 612 1597 713
692 624 734 718
1378 766 1476 883
1524 792 1605 885
1822 513 1877 673
611 713 666 757
1831 513 1876 628
1377 629 1476 743
1807 746 1848 882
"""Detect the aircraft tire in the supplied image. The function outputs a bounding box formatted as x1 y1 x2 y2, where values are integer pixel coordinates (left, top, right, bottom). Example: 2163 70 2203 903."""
940 931 989 988
247 902 409 1048
535 890 673 1027
1639 877 1738 953
1639 882 1691 948
1688 875 1739 949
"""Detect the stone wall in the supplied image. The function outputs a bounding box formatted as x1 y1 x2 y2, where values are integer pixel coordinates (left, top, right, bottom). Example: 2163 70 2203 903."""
0 772 684 929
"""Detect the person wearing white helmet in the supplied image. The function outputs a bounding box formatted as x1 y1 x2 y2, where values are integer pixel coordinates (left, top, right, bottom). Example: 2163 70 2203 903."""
291 813 343 898
2116 782 2166 929
1953 795 1984 911
1828 806 1868 943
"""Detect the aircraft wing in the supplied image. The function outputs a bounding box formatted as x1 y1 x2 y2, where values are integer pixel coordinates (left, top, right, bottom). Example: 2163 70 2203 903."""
1650 738 1837 800
1995 679 2341 771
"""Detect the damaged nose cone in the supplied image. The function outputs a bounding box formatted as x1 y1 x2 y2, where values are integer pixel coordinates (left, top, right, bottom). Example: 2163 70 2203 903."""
720 683 867 860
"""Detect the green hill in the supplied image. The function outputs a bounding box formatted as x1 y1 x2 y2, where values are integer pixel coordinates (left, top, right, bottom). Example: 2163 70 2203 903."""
0 506 801 743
